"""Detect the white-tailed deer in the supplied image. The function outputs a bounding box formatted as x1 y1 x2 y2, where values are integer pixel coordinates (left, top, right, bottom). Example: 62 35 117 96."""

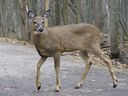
27 10 117 92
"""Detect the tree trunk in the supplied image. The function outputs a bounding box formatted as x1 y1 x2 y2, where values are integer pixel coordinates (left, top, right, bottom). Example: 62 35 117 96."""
109 0 120 59
94 0 102 29
45 0 49 27
54 0 60 25
76 0 81 23
63 0 68 24
102 0 111 46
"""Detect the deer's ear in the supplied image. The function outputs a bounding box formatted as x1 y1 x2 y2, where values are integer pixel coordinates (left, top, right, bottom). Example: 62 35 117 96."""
42 10 51 18
27 10 35 19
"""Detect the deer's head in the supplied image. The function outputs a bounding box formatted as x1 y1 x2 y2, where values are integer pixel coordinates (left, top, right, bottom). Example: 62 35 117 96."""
27 10 51 33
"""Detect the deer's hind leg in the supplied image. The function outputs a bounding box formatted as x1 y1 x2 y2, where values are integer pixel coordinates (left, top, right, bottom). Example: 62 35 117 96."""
75 51 92 89
94 47 117 88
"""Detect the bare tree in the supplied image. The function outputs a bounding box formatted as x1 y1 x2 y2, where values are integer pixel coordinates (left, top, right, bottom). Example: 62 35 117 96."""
109 0 120 58
94 0 102 29
63 0 68 24
54 0 60 25
44 0 50 27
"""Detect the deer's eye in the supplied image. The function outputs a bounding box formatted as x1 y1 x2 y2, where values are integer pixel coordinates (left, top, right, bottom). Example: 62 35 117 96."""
33 22 36 24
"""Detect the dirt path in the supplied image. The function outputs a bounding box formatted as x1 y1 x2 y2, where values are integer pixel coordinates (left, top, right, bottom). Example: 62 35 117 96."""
0 42 128 96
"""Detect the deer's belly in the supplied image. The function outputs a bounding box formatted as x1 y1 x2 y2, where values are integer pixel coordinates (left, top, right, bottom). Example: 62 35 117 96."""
37 48 54 57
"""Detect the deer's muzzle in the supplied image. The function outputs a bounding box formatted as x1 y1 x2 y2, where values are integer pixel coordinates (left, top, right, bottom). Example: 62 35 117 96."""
37 27 44 32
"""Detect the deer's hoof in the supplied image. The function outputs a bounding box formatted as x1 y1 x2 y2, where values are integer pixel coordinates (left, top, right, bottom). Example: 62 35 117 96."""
54 89 59 92
74 86 80 89
75 84 82 89
75 82 83 89
37 86 41 90
54 87 60 92
113 84 117 88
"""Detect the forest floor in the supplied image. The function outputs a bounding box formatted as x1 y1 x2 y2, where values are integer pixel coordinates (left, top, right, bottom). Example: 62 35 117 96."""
0 41 128 96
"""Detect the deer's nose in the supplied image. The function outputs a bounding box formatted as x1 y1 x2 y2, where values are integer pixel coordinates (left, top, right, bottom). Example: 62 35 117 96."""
38 28 44 32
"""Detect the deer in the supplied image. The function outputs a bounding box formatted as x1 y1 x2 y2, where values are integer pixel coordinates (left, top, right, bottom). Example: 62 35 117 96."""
27 10 117 92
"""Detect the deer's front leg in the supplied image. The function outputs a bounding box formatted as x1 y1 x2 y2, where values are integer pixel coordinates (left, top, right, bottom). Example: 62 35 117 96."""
53 52 61 92
36 57 47 90
76 51 92 89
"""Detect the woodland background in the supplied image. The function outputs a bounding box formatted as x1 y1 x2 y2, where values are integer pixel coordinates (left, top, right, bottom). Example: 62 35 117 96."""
0 0 128 64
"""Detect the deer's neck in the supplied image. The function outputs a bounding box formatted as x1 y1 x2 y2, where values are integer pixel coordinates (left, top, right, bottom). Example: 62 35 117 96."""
32 31 47 45
33 33 40 44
